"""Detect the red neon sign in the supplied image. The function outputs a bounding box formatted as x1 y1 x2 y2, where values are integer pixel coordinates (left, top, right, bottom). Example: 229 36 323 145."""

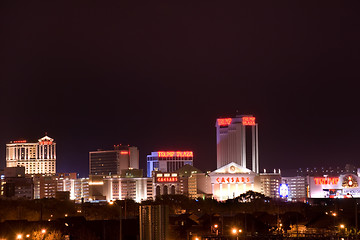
158 151 193 158
39 140 53 145
13 140 27 143
157 177 178 182
242 117 256 126
314 177 339 185
217 118 232 126
216 177 250 183
120 151 129 155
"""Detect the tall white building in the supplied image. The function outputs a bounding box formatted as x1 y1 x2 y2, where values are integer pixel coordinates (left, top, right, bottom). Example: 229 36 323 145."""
216 115 259 173
6 135 56 175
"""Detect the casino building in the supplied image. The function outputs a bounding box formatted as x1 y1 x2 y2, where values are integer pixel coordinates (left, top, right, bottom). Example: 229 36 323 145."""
209 162 260 201
6 135 56 175
308 173 360 198
216 115 259 173
146 151 193 177
153 172 181 197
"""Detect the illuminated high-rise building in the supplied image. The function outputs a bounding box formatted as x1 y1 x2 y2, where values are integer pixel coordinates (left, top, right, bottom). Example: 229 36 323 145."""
216 115 259 173
89 145 139 176
146 151 194 177
6 135 56 175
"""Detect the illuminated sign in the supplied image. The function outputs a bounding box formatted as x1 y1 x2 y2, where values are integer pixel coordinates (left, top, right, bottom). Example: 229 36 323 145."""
217 118 232 126
156 177 178 182
39 140 53 145
279 184 289 198
158 151 193 158
13 140 27 143
242 117 256 126
314 177 339 185
216 177 250 183
120 151 129 155
342 175 358 188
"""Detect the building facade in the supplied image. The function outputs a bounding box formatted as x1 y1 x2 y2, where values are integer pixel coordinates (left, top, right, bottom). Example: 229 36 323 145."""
33 173 89 202
89 175 153 202
6 136 56 175
259 171 281 199
139 204 169 240
89 145 139 176
282 176 307 202
153 172 181 198
146 151 193 177
209 162 260 201
216 115 259 173
188 173 212 199
308 173 360 198
3 167 33 199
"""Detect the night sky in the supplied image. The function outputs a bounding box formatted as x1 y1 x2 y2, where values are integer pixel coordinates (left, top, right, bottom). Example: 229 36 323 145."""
1 1 359 177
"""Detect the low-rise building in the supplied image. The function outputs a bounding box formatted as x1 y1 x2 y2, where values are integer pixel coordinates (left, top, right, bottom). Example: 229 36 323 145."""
282 176 307 202
89 174 152 202
259 170 281 199
188 172 212 199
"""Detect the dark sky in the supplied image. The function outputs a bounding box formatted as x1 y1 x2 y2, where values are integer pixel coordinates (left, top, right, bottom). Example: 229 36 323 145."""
1 1 359 177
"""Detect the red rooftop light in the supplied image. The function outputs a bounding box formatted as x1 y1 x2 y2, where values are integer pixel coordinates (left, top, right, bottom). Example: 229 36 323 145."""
242 117 256 126
217 118 232 126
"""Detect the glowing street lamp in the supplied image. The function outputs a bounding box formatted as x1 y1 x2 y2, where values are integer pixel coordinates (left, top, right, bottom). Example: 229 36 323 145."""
231 228 240 240
41 229 46 234
16 234 23 239
340 224 345 229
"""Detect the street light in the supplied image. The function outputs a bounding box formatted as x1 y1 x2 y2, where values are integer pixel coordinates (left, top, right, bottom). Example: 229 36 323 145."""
231 228 240 240
212 224 219 236
16 234 22 239
41 229 46 234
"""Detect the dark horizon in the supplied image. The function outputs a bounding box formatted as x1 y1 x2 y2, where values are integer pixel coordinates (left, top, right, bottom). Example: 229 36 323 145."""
1 1 360 177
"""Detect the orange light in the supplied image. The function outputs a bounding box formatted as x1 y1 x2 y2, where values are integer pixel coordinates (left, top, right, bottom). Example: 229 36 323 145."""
232 228 237 234
13 140 27 143
158 151 193 158
242 117 256 126
214 224 218 228
217 118 232 126
120 151 129 155
41 229 46 234
17 234 23 239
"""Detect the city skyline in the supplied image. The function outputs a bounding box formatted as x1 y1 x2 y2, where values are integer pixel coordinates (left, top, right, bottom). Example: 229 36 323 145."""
1 1 360 177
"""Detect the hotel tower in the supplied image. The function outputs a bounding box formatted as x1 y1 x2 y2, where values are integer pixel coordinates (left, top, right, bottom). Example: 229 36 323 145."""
6 135 56 175
216 115 259 173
